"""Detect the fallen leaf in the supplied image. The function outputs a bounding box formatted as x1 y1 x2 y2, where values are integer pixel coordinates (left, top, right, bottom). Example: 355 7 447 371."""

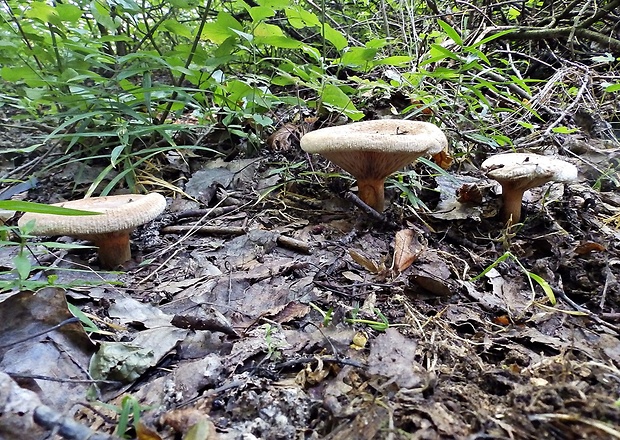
392 229 425 273
573 241 606 255
367 328 428 390
349 249 381 273
457 183 483 204
432 148 453 169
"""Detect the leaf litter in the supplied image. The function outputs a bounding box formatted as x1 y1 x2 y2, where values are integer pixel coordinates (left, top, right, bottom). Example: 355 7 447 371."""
1 129 620 439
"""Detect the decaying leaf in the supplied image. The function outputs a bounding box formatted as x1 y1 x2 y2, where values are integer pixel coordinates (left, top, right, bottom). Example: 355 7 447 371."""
160 408 218 439
351 331 368 350
392 229 425 273
136 420 163 440
573 241 606 255
367 328 428 390
456 183 483 205
267 118 316 152
432 148 453 169
349 249 382 273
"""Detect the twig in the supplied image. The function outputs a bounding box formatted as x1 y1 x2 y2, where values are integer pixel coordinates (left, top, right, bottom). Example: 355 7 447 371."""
553 286 619 333
343 191 399 229
0 317 79 349
34 405 122 440
275 356 366 370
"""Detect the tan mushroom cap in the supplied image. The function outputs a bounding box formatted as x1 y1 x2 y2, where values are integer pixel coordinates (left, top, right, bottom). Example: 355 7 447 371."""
18 193 166 268
481 153 578 224
301 120 448 212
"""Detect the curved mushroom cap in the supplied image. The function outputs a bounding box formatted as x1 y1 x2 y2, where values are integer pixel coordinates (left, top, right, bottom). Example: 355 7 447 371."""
300 120 448 180
18 193 167 236
481 153 578 190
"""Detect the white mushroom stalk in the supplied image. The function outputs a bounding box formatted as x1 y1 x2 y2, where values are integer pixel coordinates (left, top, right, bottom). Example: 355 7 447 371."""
18 193 167 269
481 153 578 225
300 120 448 212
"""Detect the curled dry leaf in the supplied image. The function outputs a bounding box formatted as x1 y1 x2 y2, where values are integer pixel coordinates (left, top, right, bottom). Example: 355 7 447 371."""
267 118 316 152
432 148 453 170
573 241 606 255
349 249 382 273
160 408 218 439
457 183 483 205
392 229 426 273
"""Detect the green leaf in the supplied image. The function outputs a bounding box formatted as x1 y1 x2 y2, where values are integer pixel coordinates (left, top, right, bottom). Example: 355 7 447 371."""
527 272 556 305
320 84 364 120
68 303 104 333
285 7 320 29
374 55 415 66
340 47 378 68
437 19 463 46
56 3 83 22
253 22 284 38
249 6 276 21
323 23 348 51
421 44 460 65
605 82 620 92
162 19 193 39
0 200 100 216
90 0 118 30
257 0 289 8
25 1 59 24
201 12 242 44
256 36 303 49
471 28 516 48
13 253 32 281
110 145 126 166
551 126 579 134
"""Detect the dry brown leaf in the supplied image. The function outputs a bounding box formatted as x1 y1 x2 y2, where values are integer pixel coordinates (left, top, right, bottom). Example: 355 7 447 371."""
349 249 381 273
266 123 299 151
160 408 217 438
432 148 453 169
456 183 483 205
573 241 606 255
392 229 425 273
136 420 164 440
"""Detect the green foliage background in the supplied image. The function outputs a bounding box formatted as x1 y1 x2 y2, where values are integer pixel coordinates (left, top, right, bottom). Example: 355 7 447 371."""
1 0 619 194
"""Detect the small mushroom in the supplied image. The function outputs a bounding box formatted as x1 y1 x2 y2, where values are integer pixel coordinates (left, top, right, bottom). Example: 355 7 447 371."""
300 119 448 212
18 193 166 269
481 153 578 224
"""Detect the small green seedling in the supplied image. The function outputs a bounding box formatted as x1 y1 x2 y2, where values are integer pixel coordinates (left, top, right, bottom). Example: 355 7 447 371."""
469 251 555 304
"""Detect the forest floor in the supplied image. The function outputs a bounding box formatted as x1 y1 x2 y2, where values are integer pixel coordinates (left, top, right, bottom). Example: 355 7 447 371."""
1 87 620 440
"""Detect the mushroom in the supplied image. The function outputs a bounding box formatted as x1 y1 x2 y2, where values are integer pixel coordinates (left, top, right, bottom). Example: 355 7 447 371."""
481 153 578 225
18 193 166 269
300 119 448 212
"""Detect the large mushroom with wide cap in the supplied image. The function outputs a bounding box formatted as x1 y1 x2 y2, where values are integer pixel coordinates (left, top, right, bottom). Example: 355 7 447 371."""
18 193 166 269
481 152 578 225
300 119 448 212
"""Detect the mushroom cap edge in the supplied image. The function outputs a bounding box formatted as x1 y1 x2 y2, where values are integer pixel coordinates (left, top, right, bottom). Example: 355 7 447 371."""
18 193 167 237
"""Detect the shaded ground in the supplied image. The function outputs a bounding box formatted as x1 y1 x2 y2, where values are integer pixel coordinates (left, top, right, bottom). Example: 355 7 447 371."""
1 79 620 439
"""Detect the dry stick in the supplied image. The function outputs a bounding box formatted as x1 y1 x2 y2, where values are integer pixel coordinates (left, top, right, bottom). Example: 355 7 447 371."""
34 405 122 440
553 286 619 333
161 225 312 254
544 69 590 136
485 25 620 52
578 0 620 29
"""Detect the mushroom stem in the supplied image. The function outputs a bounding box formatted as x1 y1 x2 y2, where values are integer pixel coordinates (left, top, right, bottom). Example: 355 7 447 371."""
500 186 526 225
91 231 132 269
357 178 386 212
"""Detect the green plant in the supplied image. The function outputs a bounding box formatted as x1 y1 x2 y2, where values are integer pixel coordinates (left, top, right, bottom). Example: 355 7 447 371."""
346 307 391 331
469 251 556 305
0 200 101 292
94 394 149 439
